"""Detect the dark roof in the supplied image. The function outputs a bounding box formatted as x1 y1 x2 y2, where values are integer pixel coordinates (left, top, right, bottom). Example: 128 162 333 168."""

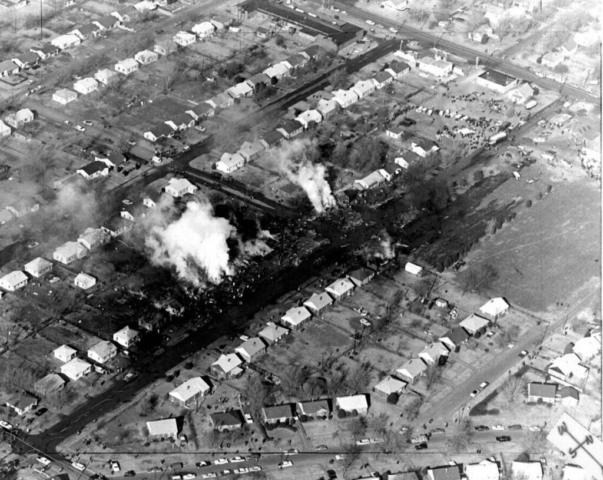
339 22 363 34
413 137 439 150
78 161 108 176
374 71 393 83
77 23 100 35
247 73 271 86
263 404 294 420
384 163 401 175
33 44 60 54
389 60 410 73
388 125 404 135
0 60 17 73
107 151 126 164
149 123 175 138
96 15 118 28
210 410 244 427
528 382 557 399
171 112 193 125
262 130 284 145
278 119 304 134
298 399 330 415
192 103 214 115
303 45 321 58
478 69 517 86
441 327 469 346
347 267 374 282
102 215 131 232
428 465 461 480
286 53 307 67
558 386 579 400
15 52 39 64
328 31 357 47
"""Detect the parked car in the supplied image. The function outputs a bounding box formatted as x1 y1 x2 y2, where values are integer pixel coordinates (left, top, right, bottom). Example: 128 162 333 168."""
496 436 512 442
508 425 523 430
492 425 505 431
124 471 136 478
183 474 196 480
82 120 93 126
214 459 228 465
37 457 51 466
414 443 428 450
479 381 489 388
474 425 490 431
201 474 216 479
75 125 86 132
72 462 86 472
279 461 293 469
196 461 211 467
470 389 479 397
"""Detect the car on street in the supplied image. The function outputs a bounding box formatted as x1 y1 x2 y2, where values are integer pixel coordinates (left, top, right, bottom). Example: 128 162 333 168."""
519 350 529 357
82 120 93 126
75 125 86 132
366 19 375 25
249 466 262 472
220 470 232 476
233 468 248 474
183 474 196 479
27 242 39 249
492 425 505 430
214 459 228 465
430 428 445 434
414 443 428 450
201 474 216 479
230 456 245 463
285 449 299 455
244 413 253 423
389 27 398 33
279 461 293 469
470 389 479 397
64 120 72 126
124 471 136 477
356 438 371 445
111 461 121 472
72 462 86 471
314 445 328 451
496 436 512 442
508 425 523 430
479 381 489 388
529 426 542 431
171 476 182 480
335 455 347 460
37 457 52 466
196 461 211 467
122 199 133 205
475 425 490 431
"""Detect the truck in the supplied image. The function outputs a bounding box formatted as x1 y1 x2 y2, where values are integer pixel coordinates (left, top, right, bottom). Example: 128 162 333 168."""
411 434 430 444
489 132 507 145
524 100 538 110
498 121 511 132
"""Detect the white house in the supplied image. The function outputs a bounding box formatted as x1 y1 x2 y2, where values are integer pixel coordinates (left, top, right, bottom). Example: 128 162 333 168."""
154 40 178 56
511 462 543 480
237 140 265 163
419 343 449 365
507 83 534 105
317 98 339 118
61 358 92 381
411 138 439 157
24 257 53 278
87 340 117 364
263 62 290 80
326 278 355 301
191 21 215 38
53 88 78 105
53 345 77 363
373 375 407 398
296 109 322 129
351 79 376 99
258 322 289 344
465 459 500 480
134 49 159 65
0 271 28 292
169 377 211 407
77 227 109 251
386 60 411 79
73 77 99 95
5 108 34 129
404 262 423 276
573 335 602 362
372 70 393 89
50 33 81 50
281 306 312 330
459 313 490 336
113 326 140 348
53 241 87 265
396 358 428 384
0 60 19 77
225 82 254 99
303 292 333 315
332 89 359 109
478 297 510 320
211 353 244 378
147 418 178 438
355 171 387 190
0 120 11 137
336 395 369 415
234 337 267 363
115 58 139 75
216 152 245 174
173 31 196 47
417 56 453 77
94 68 119 86
165 177 198 197
74 272 96 290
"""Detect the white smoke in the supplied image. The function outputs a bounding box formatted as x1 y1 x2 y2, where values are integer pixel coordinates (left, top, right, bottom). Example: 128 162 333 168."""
265 139 336 213
241 238 273 257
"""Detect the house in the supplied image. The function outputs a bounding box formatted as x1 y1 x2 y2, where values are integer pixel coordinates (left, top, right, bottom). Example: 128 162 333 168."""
94 68 119 86
511 462 543 480
234 337 267 363
35 373 66 395
173 31 196 46
465 459 499 480
53 89 78 105
573 335 601 362
115 58 139 75
411 138 439 157
134 49 159 65
396 358 428 384
383 473 420 480
54 345 77 363
165 177 197 197
303 292 333 315
210 410 244 431
507 83 534 105
439 327 470 351
205 93 234 109
263 62 291 80
479 297 510 321
285 53 308 70
216 152 245 174
373 375 407 399
120 207 136 222
113 326 139 348
102 216 133 237
0 120 10 137
469 25 493 44
386 126 405 140
237 140 265 163
142 192 167 210
6 198 39 218
347 267 375 287
332 89 359 108
258 322 289 344
372 70 393 89
427 465 461 480
381 164 402 180
11 52 40 69
93 15 119 31
336 395 369 415
417 57 453 77
78 227 109 250
186 103 214 121
281 306 312 330
154 40 178 56
527 382 557 403
296 110 322 130
459 313 490 336
386 60 410 79
0 271 27 292
144 123 175 142
325 278 355 301
5 393 38 416
562 465 591 480
169 377 211 407
211 353 244 379
245 73 271 91
263 404 294 424
50 33 81 50
73 77 98 95
61 358 92 380
0 60 19 77
317 98 339 118
405 262 423 276
77 160 110 181
419 343 449 366
30 44 60 60
355 171 388 190
396 150 422 166
351 79 376 99
166 113 195 130
5 108 34 129
70 23 100 40
260 130 284 149
276 119 304 139
382 0 409 9
138 312 167 332
476 69 519 93
256 26 271 38
53 241 87 265
557 386 580 407
548 354 589 384
297 400 331 420
24 257 53 278
87 340 117 364
541 51 565 69
74 272 96 290
225 82 254 99
147 418 178 438
191 21 215 38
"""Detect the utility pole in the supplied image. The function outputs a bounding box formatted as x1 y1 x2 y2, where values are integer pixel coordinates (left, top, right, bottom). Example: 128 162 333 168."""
39 0 43 41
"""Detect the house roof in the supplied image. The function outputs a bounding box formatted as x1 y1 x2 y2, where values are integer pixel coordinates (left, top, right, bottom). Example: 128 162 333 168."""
0 270 28 288
35 373 66 393
75 23 99 35
387 125 404 136
479 297 510 317
148 122 174 138
326 278 355 296
95 68 119 81
6 392 37 410
317 98 338 112
14 52 39 65
189 102 214 116
116 58 138 69
336 394 368 411
258 322 289 342
397 358 427 377
304 292 334 310
54 344 76 359
54 88 77 100
75 272 96 286
88 340 116 358
278 119 304 134
558 386 579 400
166 177 196 193
465 459 499 480
147 418 178 436
459 313 490 332
24 257 53 273
374 376 407 395
333 89 359 104
282 306 312 326
528 382 557 399
388 60 410 73
235 337 266 357
508 82 534 98
74 77 98 90
263 404 294 420
238 140 265 159
352 79 375 94
0 60 18 73
226 82 254 97
212 353 243 374
573 335 601 361
61 358 91 377
78 227 107 246
102 215 132 233
440 327 469 346
263 62 290 78
114 326 138 342
169 377 211 402
478 69 517 86
511 462 543 480
261 130 284 145
54 241 86 259
412 137 439 151
549 354 589 378
303 45 321 58
428 465 461 480
420 343 449 359
95 15 118 29
374 71 393 83
347 266 374 285
78 161 108 176
296 109 322 125
210 410 244 427
297 399 330 415
32 44 60 54
246 73 271 86
217 153 245 170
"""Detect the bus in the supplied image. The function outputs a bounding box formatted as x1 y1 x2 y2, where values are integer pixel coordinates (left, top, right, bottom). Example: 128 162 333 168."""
489 132 507 145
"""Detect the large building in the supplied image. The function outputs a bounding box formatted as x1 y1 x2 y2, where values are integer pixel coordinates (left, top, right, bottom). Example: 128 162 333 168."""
476 69 519 93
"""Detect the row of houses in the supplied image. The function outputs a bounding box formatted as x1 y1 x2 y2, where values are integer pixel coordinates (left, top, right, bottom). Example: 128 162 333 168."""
419 458 546 480
0 258 95 293
0 108 35 141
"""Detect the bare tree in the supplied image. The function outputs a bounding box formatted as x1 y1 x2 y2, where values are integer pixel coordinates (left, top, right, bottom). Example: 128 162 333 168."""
406 396 423 421
424 365 443 391
368 412 390 438
348 416 368 437
341 443 362 476
496 324 521 347
348 361 372 393
328 68 348 89
244 374 269 420
500 376 527 405
462 263 499 295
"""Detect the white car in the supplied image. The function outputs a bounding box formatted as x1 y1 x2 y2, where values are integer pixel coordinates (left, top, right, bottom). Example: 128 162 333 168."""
529 426 542 432
72 462 86 472
279 461 293 469
183 474 197 480
171 476 182 480
214 459 228 465
202 474 217 479
111 461 121 472
335 455 347 460
284 449 299 455
479 381 489 389
0 420 13 430
366 19 375 25
249 466 262 472
356 438 371 445
37 457 52 466
230 456 245 463
75 125 86 132
234 468 249 474
389 27 398 33
492 425 505 431
244 413 254 423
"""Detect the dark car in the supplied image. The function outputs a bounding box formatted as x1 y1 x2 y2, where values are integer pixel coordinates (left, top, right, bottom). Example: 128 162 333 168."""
475 425 490 431
508 425 522 430
327 470 337 479
414 443 428 450
124 471 136 477
496 436 512 442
